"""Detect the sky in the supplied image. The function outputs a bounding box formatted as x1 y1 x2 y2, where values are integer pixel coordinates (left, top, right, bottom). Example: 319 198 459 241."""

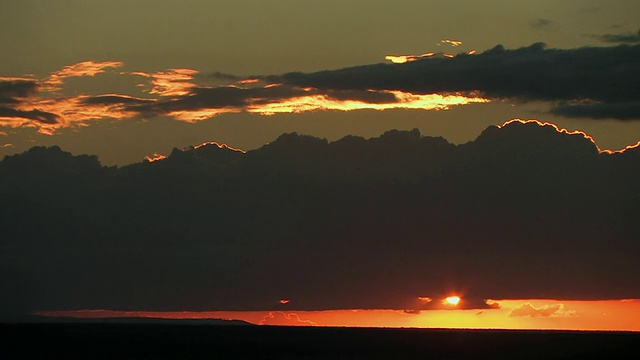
1 0 640 330
1 0 640 165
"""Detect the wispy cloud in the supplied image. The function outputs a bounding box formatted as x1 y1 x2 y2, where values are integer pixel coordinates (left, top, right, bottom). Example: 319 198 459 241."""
599 32 640 44
259 311 318 326
1 43 639 134
132 68 198 97
510 303 577 318
439 39 463 47
529 18 554 29
44 60 123 91
0 77 40 104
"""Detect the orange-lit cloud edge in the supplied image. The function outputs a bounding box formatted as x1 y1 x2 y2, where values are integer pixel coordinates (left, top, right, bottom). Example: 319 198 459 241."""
3 60 639 157
500 118 640 155
35 298 640 332
0 60 490 134
144 140 246 162
2 59 640 155
143 118 640 162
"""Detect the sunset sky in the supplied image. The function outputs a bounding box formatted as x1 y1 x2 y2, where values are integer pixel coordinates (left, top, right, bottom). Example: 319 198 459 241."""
2 0 640 165
2 0 640 331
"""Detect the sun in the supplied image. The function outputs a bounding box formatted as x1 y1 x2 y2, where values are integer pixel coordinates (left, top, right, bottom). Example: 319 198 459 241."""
443 296 461 306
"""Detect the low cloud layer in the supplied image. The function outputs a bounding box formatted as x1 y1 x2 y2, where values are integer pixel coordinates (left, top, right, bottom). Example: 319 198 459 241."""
510 303 576 318
1 43 639 134
592 28 640 44
1 120 639 315
271 43 640 119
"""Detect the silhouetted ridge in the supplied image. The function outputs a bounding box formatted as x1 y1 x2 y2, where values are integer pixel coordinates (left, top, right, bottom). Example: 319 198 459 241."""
162 142 244 164
472 121 600 159
1 122 639 314
1 145 104 173
0 145 108 188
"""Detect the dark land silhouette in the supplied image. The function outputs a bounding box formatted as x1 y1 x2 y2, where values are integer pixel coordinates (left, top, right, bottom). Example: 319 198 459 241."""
1 120 639 315
2 321 639 359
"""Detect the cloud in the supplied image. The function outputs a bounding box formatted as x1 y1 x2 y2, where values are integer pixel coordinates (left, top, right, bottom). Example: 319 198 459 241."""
510 303 577 318
0 77 40 103
132 68 198 97
0 106 58 124
202 71 244 82
0 63 486 132
2 95 139 135
44 60 123 91
529 19 554 29
258 312 318 326
439 39 463 47
385 52 436 64
0 78 62 131
592 29 640 44
81 94 156 106
127 84 487 122
0 66 137 134
551 101 640 120
2 43 639 134
2 120 639 314
269 43 640 120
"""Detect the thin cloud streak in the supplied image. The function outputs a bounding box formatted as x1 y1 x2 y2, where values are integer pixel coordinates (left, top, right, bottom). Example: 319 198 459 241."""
509 303 576 318
44 60 123 91
385 52 436 64
591 28 640 44
1 43 639 135
132 68 199 97
0 61 488 133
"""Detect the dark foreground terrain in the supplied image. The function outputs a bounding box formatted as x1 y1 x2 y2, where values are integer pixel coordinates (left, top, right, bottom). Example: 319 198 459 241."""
2 322 639 359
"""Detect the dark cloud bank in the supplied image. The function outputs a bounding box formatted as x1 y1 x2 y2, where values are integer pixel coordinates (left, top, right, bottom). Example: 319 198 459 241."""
594 28 640 44
3 43 638 131
1 121 640 316
268 42 640 120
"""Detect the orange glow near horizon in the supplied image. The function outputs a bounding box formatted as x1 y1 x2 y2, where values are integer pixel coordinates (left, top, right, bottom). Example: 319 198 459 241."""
34 299 640 332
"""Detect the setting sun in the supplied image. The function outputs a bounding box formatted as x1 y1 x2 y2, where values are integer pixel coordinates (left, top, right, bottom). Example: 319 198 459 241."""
444 296 461 306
